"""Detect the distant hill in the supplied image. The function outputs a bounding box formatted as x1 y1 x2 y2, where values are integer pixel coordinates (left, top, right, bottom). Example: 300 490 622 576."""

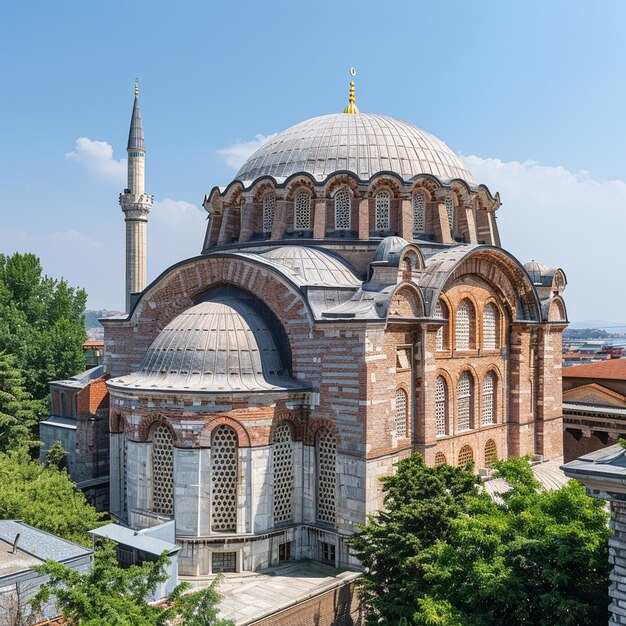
85 309 124 339
568 320 626 330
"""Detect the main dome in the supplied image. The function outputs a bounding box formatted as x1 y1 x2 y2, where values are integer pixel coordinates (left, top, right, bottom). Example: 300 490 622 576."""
236 113 473 184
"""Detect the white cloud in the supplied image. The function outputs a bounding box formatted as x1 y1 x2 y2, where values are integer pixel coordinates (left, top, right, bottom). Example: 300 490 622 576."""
66 137 126 185
462 155 626 322
217 133 277 169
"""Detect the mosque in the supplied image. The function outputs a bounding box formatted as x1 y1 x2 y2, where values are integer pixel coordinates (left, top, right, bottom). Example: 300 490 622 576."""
98 76 568 576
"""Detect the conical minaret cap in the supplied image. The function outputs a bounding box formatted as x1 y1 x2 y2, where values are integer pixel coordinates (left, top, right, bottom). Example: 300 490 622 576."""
127 82 145 151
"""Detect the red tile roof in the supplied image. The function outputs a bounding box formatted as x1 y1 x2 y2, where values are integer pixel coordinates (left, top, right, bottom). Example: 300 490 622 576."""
564 382 626 403
83 340 104 348
562 358 626 380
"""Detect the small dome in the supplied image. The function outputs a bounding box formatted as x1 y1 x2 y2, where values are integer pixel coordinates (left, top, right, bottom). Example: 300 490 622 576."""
262 246 361 286
236 113 473 184
372 236 411 265
108 298 300 393
524 260 550 284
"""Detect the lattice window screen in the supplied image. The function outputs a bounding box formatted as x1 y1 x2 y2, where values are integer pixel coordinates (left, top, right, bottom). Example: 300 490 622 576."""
458 445 474 466
316 428 336 525
375 191 390 230
483 303 498 350
334 188 351 230
395 389 408 438
445 192 454 233
482 372 496 425
457 372 473 431
152 424 174 516
434 451 447 466
273 422 294 524
434 300 448 351
294 192 311 229
435 376 448 436
262 193 276 233
211 425 238 532
456 300 471 350
413 191 425 233
484 439 497 466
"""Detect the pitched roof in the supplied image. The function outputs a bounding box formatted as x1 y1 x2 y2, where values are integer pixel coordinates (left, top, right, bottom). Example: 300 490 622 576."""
563 382 626 406
562 358 626 380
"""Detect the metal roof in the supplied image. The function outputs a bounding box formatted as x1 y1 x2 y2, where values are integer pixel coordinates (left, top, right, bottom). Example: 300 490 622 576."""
108 297 306 393
236 113 474 184
90 523 179 556
127 95 145 151
372 236 411 265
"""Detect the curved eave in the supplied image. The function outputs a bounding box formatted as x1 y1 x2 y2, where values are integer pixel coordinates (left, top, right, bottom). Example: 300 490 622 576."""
204 169 488 208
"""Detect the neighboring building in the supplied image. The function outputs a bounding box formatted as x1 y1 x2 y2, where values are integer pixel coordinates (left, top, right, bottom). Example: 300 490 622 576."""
83 339 104 368
0 520 92 624
98 77 568 579
40 366 109 509
563 359 626 461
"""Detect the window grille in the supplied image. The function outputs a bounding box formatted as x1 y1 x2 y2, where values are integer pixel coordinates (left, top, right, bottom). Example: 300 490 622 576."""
279 542 292 562
456 300 471 350
152 424 174 516
434 451 447 466
445 191 454 233
435 376 448 436
395 388 408 438
262 193 276 233
434 300 448 351
457 371 473 431
483 303 498 350
273 422 294 524
211 425 238 532
334 188 351 230
294 192 311 229
316 428 336 525
484 439 497 466
481 372 496 425
413 191 425 233
375 190 390 231
458 445 474 466
212 552 236 573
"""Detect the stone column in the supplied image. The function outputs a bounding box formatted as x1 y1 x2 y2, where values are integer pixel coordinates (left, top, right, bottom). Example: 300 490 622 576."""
358 198 369 239
238 196 255 243
399 198 413 240
313 199 327 239
271 200 289 240
217 204 232 245
464 207 478 243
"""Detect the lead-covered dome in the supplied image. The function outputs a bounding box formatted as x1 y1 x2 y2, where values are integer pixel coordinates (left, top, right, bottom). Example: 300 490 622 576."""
236 113 473 184
108 298 303 393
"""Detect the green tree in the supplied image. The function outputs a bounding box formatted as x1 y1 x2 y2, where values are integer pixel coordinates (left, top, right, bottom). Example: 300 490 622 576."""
31 541 232 626
0 253 87 399
350 454 611 626
0 448 103 545
44 440 68 470
0 352 46 450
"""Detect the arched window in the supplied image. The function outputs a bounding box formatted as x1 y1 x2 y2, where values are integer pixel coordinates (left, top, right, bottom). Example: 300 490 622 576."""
412 190 426 234
262 193 276 234
273 422 294 525
445 191 454 233
458 445 474 467
211 425 238 532
481 372 496 426
435 376 448 436
455 299 473 350
294 192 311 230
375 190 390 231
434 451 447 466
457 371 473 431
334 188 351 230
395 388 408 438
484 439 497 466
483 303 498 350
152 424 174 516
316 427 336 526
434 300 449 351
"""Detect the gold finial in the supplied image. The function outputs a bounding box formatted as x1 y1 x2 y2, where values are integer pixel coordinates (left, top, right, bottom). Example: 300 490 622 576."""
134 78 139 97
343 67 359 114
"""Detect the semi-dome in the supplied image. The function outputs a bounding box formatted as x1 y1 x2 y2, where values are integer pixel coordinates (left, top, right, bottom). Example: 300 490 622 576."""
108 298 302 393
236 113 473 184
372 236 411 265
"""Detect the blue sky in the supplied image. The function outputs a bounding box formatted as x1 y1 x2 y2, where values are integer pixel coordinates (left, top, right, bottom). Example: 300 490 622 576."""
1 0 625 321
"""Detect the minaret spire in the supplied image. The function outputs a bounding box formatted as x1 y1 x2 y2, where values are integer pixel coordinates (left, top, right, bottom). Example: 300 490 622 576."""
119 80 153 313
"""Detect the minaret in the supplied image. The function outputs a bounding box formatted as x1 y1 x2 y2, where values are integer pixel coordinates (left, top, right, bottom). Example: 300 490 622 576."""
119 80 153 312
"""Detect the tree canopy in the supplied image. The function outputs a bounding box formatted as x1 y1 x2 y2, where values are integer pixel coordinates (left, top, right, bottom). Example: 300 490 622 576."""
0 252 86 400
0 448 103 545
350 454 611 626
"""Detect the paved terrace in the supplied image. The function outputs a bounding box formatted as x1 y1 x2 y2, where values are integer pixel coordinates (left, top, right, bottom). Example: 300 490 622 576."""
182 560 361 625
